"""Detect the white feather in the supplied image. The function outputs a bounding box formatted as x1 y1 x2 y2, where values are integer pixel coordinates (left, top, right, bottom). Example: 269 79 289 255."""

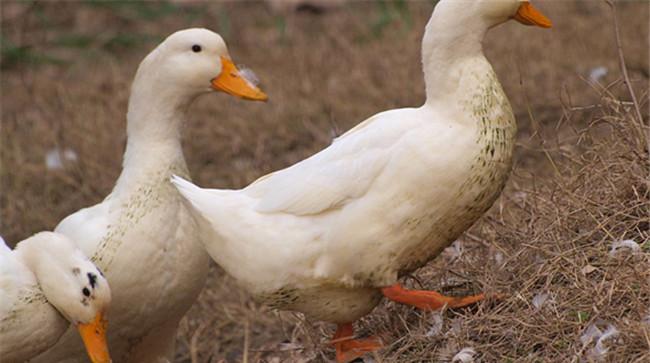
452 347 476 363
581 322 620 361
45 147 78 170
588 66 608 83
443 240 464 261
609 239 641 256
239 67 260 88
532 292 554 310
426 312 445 337
580 323 602 346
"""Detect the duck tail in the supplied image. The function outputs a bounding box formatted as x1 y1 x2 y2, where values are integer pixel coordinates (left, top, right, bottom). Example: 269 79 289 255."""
171 175 209 212
0 235 10 254
170 175 249 266
170 175 233 222
171 174 199 195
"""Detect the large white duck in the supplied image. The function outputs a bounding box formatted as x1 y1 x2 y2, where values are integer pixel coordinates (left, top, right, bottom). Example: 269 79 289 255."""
0 232 111 363
172 1 551 362
31 29 267 363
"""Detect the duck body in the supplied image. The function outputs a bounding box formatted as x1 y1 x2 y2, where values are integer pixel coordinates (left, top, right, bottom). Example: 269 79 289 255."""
0 239 68 362
174 54 517 323
0 233 111 363
1 294 68 363
40 157 207 362
31 28 267 362
29 79 210 363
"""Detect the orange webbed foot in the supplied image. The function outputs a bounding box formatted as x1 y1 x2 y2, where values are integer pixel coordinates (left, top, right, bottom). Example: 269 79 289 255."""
381 283 485 310
331 323 382 363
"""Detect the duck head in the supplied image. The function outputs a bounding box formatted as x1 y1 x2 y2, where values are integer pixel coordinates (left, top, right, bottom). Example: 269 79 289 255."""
432 0 552 30
421 0 551 101
17 232 112 363
511 1 553 28
135 28 267 102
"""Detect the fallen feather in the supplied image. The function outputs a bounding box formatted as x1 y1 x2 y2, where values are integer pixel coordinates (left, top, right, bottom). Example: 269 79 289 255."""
511 191 528 203
452 347 476 363
642 310 650 325
425 312 444 337
581 322 620 361
580 323 602 346
581 264 597 275
443 240 463 261
595 325 619 352
532 292 553 310
589 324 619 361
609 239 641 256
493 251 504 266
278 342 303 351
447 318 463 336
45 147 78 170
588 66 608 83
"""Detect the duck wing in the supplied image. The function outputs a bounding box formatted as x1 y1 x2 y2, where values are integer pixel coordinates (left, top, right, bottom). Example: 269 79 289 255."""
245 110 411 216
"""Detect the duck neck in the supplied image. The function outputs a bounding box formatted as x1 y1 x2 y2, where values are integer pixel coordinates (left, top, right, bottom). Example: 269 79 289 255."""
15 238 44 277
421 11 489 104
15 233 63 285
117 80 195 193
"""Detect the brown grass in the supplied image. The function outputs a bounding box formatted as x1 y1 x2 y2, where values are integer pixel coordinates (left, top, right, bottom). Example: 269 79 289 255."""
1 1 649 362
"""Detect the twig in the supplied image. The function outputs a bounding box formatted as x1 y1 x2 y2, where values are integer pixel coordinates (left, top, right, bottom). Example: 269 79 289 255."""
605 0 648 161
190 321 209 363
242 318 250 363
516 52 562 177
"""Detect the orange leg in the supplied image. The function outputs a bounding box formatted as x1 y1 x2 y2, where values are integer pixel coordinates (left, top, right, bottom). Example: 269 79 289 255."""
331 323 382 363
381 283 485 310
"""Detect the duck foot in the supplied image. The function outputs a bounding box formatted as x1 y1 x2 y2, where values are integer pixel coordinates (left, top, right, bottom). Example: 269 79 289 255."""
381 283 485 310
331 323 382 363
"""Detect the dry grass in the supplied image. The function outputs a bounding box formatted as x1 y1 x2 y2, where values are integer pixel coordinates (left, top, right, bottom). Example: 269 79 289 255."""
365 92 650 362
1 1 649 362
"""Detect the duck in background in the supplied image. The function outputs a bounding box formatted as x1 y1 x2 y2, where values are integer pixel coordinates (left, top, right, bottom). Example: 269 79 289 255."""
172 1 551 362
30 28 267 363
0 232 111 363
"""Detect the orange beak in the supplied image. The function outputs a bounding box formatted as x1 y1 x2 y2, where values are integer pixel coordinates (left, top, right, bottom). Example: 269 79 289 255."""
77 312 111 363
513 1 552 28
211 57 268 102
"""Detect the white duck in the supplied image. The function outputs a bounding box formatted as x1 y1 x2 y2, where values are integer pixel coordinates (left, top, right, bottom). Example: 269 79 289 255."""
31 29 267 363
172 1 551 362
0 232 111 363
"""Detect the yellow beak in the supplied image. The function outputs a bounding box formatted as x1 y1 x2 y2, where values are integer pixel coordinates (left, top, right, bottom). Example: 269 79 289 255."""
77 312 111 363
211 57 268 102
513 1 552 28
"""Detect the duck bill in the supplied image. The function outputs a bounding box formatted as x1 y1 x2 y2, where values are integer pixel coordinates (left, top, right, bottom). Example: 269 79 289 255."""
513 2 552 28
77 312 111 363
211 57 268 102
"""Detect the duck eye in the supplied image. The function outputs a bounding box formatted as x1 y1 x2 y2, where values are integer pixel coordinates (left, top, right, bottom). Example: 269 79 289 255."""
192 44 202 53
82 287 91 297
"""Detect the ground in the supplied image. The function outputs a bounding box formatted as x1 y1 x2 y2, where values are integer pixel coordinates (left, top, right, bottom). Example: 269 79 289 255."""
1 1 648 362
